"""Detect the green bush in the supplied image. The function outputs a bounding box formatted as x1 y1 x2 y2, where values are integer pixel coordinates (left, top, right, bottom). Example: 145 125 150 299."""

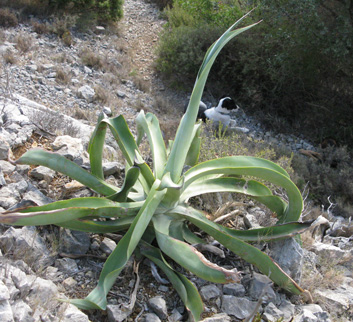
157 0 353 147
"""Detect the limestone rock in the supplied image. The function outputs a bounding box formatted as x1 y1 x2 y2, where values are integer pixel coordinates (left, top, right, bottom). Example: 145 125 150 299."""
100 237 116 255
59 229 90 255
77 85 95 102
148 296 168 320
221 295 258 320
269 237 303 282
200 284 221 301
0 226 53 270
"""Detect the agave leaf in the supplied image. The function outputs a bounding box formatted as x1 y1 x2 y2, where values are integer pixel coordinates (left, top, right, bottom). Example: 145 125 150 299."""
182 223 206 245
58 217 135 233
222 220 320 242
88 113 107 180
94 115 154 192
185 123 202 167
180 177 287 217
107 166 140 202
175 206 306 295
153 215 241 284
183 156 302 222
140 242 203 322
165 17 260 182
0 207 98 226
136 111 167 179
71 180 166 310
16 149 119 196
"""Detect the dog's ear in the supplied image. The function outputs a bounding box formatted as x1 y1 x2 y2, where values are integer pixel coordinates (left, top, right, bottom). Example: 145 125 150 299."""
221 97 237 110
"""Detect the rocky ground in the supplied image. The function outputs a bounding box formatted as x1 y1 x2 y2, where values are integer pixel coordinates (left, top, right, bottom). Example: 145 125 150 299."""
0 0 352 321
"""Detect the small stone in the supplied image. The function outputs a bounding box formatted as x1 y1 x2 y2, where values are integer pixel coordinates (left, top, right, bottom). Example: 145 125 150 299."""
12 299 34 322
148 296 168 320
263 302 284 322
0 226 53 270
201 313 231 322
117 90 126 98
90 240 100 251
0 160 16 175
0 300 14 322
169 308 182 322
143 313 161 322
200 284 221 301
247 272 276 303
158 285 169 292
243 213 261 229
51 135 84 163
0 280 10 301
100 237 116 254
269 237 303 282
26 64 38 72
221 295 258 320
59 229 90 255
29 277 59 305
77 85 95 102
61 304 90 322
103 106 112 116
55 258 79 274
106 304 130 322
223 283 246 297
63 277 77 288
30 166 55 182
103 162 122 176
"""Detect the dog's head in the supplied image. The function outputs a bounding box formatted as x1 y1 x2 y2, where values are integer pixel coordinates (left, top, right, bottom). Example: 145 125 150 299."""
218 96 237 111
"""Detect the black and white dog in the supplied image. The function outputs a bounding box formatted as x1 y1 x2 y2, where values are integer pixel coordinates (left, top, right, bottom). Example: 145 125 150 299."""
199 96 238 127
184 96 239 128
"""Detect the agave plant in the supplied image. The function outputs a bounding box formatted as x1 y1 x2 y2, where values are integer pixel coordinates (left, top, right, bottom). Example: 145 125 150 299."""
1 13 313 321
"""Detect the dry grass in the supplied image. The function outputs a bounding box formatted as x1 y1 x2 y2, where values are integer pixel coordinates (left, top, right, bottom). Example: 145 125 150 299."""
55 67 71 85
31 20 49 34
80 48 104 70
2 50 17 65
93 84 109 104
15 33 33 53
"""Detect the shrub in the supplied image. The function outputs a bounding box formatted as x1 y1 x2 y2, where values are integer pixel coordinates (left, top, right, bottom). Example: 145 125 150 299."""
291 146 353 218
32 21 50 34
0 8 18 27
157 0 353 147
80 48 103 69
0 16 316 320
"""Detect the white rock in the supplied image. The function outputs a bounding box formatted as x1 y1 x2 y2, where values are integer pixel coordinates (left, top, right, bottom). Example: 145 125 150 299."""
77 85 95 102
0 281 10 301
61 304 90 322
0 300 14 322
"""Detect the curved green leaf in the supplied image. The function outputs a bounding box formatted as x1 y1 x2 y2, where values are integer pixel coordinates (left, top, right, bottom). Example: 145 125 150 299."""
16 149 118 196
107 166 140 202
181 177 287 217
141 242 204 321
185 123 202 167
0 207 98 226
70 180 166 310
58 217 135 233
153 215 241 284
182 156 302 222
174 206 306 295
136 111 167 179
165 16 260 182
88 112 107 180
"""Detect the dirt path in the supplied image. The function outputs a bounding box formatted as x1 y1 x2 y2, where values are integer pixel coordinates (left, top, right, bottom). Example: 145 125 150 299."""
122 0 186 111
